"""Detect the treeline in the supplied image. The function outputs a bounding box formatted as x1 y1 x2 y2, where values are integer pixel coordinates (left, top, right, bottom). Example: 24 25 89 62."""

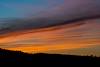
0 48 100 66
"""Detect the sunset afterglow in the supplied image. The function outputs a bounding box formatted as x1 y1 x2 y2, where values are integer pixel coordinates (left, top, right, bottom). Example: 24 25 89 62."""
0 0 100 56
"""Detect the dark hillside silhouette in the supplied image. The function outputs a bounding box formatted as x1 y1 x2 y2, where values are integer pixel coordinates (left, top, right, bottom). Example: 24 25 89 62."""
0 48 100 66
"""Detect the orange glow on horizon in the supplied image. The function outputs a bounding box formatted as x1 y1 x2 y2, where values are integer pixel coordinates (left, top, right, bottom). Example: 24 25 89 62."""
6 43 93 53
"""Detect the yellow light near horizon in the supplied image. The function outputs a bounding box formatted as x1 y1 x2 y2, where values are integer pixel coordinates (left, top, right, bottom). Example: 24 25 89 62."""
6 43 92 53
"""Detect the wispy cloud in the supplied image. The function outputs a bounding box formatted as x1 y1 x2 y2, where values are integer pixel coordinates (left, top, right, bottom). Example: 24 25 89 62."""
0 0 100 55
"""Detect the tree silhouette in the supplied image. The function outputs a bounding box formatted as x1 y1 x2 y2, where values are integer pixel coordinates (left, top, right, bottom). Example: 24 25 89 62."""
0 48 100 66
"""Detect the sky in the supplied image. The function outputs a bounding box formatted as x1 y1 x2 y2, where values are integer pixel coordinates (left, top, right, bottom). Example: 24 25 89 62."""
0 0 100 56
0 0 63 18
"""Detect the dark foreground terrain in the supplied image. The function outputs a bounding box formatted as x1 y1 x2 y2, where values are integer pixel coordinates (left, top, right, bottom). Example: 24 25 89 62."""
0 48 100 66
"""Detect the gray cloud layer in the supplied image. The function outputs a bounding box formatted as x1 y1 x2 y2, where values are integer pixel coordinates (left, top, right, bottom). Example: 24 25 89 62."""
0 0 100 34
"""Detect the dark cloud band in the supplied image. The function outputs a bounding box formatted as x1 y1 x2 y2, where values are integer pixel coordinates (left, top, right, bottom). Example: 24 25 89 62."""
0 15 100 35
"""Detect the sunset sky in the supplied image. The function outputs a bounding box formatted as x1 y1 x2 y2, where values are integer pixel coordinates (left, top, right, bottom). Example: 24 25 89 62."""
0 0 100 56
